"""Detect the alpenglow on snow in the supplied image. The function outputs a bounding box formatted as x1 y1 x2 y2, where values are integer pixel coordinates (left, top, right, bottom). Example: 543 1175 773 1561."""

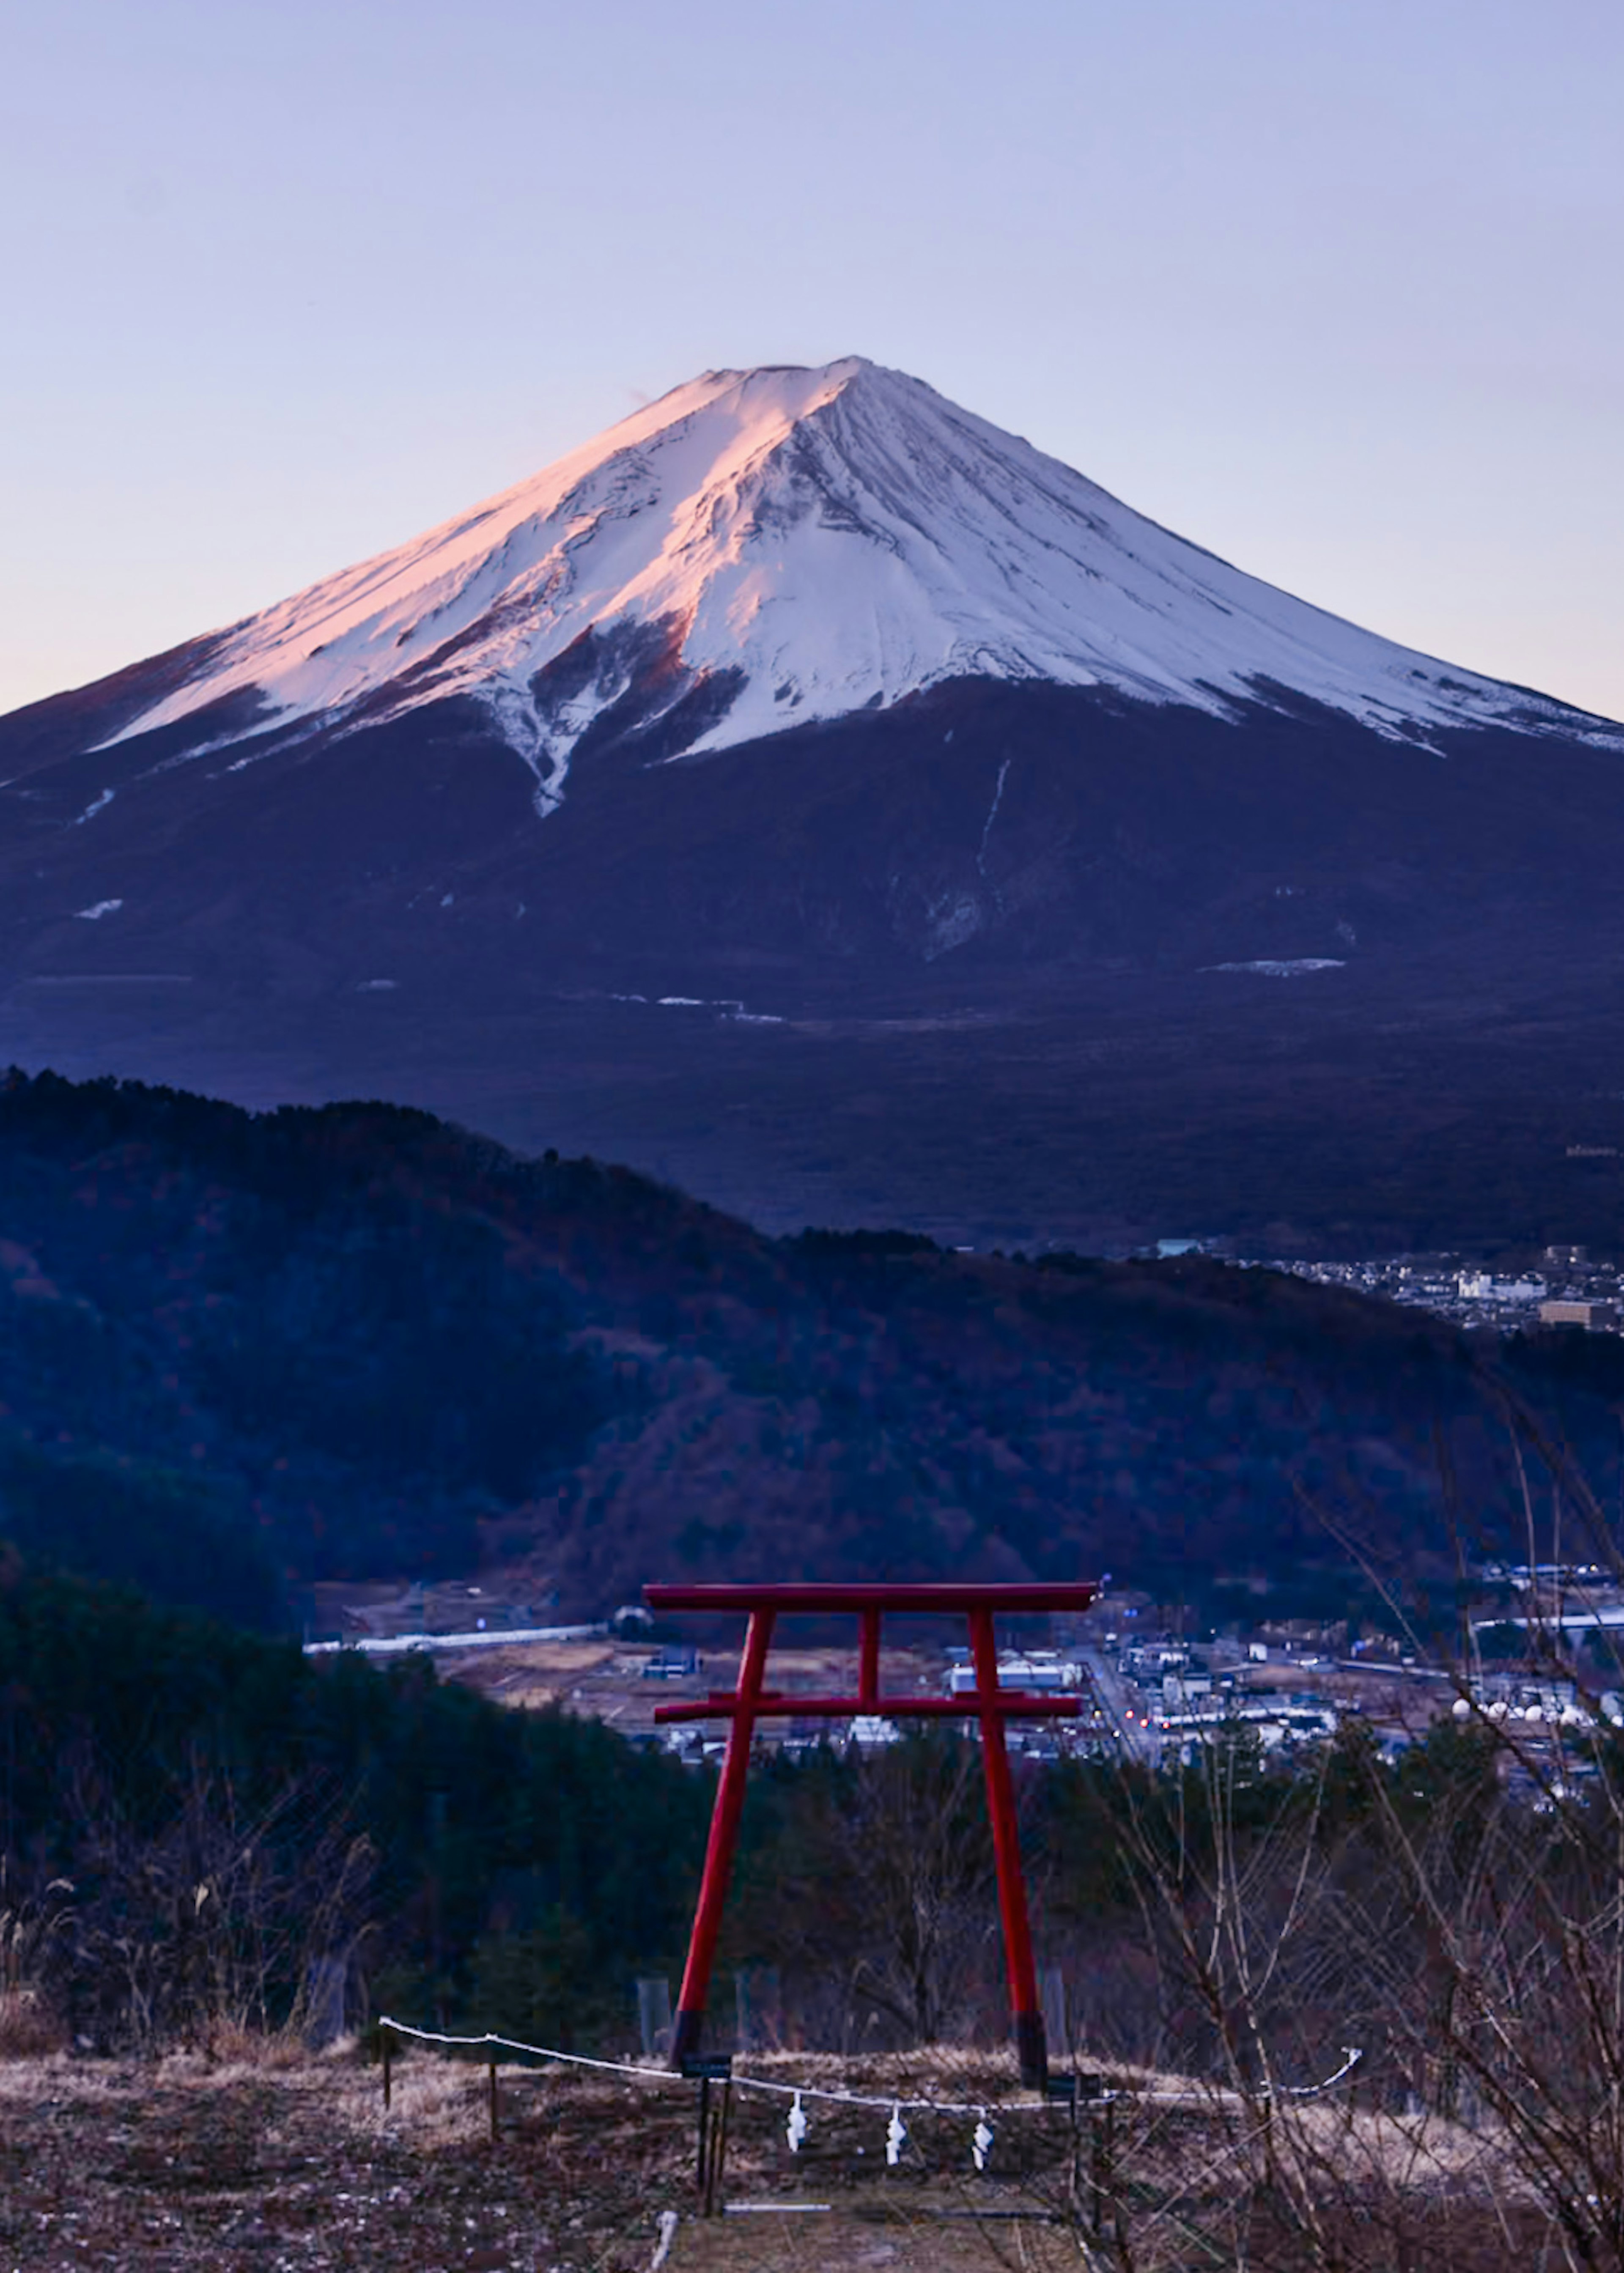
93 357 1618 814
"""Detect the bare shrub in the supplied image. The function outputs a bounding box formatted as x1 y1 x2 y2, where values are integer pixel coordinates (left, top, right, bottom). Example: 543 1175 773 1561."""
0 1987 65 2057
56 1754 373 2053
1020 1390 1624 2271
0 1863 71 2056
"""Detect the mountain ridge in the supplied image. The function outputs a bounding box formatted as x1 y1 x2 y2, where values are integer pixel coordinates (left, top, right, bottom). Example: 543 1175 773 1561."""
4 1068 1610 1623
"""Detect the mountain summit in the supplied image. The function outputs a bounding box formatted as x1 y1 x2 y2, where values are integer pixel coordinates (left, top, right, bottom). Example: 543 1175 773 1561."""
3 360 1624 1250
81 357 1617 817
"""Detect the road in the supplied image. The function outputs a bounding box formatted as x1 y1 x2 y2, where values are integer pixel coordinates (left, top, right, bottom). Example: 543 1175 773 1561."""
1078 1643 1161 1764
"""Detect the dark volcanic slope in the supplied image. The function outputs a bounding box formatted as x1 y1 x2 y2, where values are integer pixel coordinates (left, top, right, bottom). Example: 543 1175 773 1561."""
1 1072 1616 1623
6 670 1624 1250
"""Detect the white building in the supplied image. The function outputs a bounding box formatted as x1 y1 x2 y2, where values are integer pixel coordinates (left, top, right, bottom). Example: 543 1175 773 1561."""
1458 1272 1545 1302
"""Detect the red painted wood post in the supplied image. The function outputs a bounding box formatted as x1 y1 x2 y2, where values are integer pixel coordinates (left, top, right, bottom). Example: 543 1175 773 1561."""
670 1607 776 2067
968 1605 1048 2089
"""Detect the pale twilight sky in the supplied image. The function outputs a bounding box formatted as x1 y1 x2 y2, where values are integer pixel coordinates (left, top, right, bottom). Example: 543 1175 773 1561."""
3 0 1620 721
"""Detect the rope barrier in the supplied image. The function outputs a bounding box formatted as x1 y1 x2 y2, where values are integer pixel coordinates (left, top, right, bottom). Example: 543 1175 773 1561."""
377 2014 1071 2112
1272 2046 1363 2099
376 2015 1362 2116
380 2015 669 2084
376 2011 1361 2205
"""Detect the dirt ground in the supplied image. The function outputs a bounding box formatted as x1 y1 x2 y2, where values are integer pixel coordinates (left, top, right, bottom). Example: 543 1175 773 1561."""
0 2048 1090 2272
0 2041 1555 2270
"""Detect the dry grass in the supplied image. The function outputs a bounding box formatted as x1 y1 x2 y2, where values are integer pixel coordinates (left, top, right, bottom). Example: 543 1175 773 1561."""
0 2046 684 2269
0 2040 1573 2270
0 1984 66 2056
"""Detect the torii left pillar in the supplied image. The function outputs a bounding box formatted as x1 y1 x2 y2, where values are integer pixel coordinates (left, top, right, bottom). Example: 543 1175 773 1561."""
669 1603 776 2070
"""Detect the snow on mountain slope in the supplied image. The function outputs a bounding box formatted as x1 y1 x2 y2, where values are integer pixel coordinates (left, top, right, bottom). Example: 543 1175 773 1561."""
95 357 1620 812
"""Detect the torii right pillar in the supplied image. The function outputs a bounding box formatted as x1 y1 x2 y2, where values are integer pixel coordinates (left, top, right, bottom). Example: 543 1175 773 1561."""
968 1601 1048 2085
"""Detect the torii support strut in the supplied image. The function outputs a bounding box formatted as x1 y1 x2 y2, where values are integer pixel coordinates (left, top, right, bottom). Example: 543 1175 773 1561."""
644 1580 1098 2089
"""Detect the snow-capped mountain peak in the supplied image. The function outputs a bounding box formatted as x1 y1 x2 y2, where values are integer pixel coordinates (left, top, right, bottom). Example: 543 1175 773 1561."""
96 356 1616 809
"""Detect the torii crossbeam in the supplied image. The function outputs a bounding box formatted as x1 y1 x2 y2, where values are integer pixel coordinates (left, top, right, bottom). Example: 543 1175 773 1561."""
643 1580 1098 2088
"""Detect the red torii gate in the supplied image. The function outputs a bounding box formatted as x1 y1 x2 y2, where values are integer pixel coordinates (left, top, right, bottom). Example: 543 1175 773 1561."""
643 1581 1098 2089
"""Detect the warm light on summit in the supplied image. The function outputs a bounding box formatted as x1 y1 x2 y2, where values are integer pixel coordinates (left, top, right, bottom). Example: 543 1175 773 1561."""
92 360 1620 822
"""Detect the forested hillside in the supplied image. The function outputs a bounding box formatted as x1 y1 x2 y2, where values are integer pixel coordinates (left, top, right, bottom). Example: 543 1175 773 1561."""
0 1554 707 2049
2 1068 1617 1627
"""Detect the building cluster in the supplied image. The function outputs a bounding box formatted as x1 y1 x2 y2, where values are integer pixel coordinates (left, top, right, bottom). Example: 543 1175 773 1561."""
1092 1634 1342 1766
1262 1243 1622 1333
649 1629 1348 1773
318 1568 1624 1790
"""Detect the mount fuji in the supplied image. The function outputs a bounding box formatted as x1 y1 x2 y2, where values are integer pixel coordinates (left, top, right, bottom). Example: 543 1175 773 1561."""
4 358 1623 1249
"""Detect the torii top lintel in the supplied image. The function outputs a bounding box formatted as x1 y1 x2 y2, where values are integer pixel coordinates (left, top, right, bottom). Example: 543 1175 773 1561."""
642 1580 1098 1725
644 1582 1098 1614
